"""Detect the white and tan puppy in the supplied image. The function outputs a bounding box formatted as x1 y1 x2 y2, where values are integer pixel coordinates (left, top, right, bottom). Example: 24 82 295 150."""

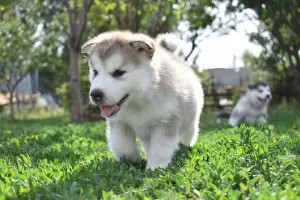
82 31 204 169
229 81 272 126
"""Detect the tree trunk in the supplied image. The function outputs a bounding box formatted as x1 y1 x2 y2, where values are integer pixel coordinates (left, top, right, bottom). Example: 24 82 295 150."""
69 48 83 123
294 56 300 98
9 92 15 120
63 0 93 123
16 94 21 112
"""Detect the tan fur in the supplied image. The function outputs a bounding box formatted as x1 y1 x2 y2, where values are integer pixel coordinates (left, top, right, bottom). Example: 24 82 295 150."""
82 31 155 59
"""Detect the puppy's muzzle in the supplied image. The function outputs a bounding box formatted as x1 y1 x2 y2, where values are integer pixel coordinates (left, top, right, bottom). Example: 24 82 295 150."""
90 89 104 103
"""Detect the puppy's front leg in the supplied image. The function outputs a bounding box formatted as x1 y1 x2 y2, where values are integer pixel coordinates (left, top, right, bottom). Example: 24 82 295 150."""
107 122 141 163
146 122 181 170
229 110 244 126
256 114 267 124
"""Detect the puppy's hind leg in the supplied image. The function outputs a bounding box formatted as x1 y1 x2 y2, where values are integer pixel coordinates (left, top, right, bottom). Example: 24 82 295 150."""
181 110 200 147
180 120 199 147
107 122 142 164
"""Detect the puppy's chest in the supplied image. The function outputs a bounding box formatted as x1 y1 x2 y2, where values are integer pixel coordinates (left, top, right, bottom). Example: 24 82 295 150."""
244 108 267 122
118 103 172 134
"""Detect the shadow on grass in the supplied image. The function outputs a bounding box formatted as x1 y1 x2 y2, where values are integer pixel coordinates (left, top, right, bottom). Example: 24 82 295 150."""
18 145 192 199
0 116 192 199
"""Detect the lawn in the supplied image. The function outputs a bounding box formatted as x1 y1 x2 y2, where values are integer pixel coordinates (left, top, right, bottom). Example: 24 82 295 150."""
0 104 300 200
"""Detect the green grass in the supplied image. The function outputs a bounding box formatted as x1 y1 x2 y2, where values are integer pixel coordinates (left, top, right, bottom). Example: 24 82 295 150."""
0 105 300 200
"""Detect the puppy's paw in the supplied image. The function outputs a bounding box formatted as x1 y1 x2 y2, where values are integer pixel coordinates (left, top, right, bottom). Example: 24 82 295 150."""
229 118 239 127
146 162 169 170
119 153 142 164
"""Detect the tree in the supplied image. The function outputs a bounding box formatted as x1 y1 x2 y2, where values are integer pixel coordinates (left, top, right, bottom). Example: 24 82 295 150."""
179 0 238 62
25 0 219 121
35 0 186 121
38 0 94 123
61 0 94 123
242 50 278 82
219 0 300 97
0 3 37 119
181 0 217 61
109 0 184 37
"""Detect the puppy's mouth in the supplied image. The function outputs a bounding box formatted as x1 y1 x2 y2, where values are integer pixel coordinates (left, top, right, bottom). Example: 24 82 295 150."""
257 97 269 105
100 94 129 118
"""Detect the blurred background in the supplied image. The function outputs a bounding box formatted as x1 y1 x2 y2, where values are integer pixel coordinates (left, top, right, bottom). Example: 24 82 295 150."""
0 0 299 123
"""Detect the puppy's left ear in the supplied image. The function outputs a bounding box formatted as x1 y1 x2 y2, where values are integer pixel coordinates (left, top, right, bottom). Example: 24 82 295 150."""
130 41 155 58
248 84 255 90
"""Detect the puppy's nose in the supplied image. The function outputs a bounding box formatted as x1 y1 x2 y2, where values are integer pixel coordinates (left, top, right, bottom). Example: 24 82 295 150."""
90 90 104 102
266 94 270 99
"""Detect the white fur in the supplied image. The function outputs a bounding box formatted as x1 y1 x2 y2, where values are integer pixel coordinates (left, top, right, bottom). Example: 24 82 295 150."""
87 33 204 169
229 84 272 126
156 33 185 59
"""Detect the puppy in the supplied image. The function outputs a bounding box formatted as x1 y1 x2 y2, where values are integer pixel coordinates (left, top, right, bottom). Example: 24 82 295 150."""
229 81 272 126
82 31 204 169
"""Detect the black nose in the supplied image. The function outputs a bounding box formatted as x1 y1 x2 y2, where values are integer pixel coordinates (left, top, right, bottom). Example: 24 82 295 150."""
90 90 104 102
266 94 270 99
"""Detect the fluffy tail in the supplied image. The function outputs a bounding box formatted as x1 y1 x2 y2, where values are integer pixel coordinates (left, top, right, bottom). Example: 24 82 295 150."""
155 33 183 56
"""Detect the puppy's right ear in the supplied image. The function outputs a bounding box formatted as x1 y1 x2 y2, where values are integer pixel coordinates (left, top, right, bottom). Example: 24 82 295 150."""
130 41 155 58
82 42 95 56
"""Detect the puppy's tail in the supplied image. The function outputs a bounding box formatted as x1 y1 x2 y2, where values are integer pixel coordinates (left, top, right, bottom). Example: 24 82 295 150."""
155 33 183 55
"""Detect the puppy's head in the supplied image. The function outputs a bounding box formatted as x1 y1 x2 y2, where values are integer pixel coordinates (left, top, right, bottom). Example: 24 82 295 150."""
247 81 272 106
82 31 155 118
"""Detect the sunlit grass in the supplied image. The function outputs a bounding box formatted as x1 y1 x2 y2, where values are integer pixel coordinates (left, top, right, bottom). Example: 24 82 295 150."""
0 105 299 199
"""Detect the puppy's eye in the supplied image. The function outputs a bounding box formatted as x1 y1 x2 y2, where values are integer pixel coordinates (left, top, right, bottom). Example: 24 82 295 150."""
112 70 126 77
93 69 98 77
258 89 263 93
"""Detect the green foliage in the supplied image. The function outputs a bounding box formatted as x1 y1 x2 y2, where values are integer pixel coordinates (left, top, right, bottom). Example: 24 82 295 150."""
242 50 274 82
0 0 44 119
0 107 299 199
95 0 186 37
56 83 71 111
221 0 300 96
0 0 222 115
231 88 243 104
0 1 39 92
184 0 217 30
194 70 212 85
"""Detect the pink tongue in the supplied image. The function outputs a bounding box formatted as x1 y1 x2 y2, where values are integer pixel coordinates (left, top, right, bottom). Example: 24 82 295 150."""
264 100 268 105
100 104 119 117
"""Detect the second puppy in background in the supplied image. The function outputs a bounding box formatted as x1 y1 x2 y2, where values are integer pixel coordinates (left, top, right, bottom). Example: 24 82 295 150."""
229 81 272 126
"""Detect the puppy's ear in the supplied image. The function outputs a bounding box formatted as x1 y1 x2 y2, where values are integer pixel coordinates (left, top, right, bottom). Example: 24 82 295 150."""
130 41 155 57
248 84 255 90
82 42 95 56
